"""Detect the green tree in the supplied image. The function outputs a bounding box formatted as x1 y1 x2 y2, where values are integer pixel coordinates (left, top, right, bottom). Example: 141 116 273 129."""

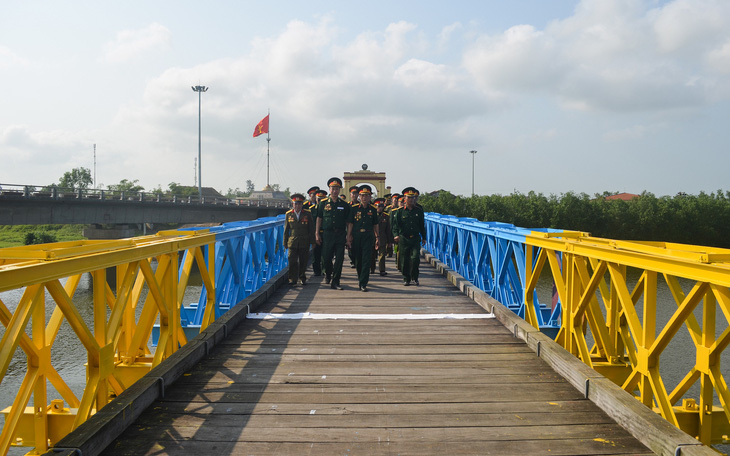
24 231 58 245
58 167 93 191
167 182 199 197
107 179 144 193
225 187 247 198
246 180 255 195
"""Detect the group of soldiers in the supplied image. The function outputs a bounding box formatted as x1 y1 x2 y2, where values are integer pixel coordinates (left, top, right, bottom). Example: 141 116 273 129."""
283 177 427 292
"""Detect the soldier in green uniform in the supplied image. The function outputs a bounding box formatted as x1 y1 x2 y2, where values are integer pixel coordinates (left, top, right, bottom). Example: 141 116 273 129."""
304 186 322 275
316 177 351 290
392 187 426 286
283 193 315 286
389 194 402 270
372 197 393 276
347 185 359 268
304 186 319 212
346 185 379 292
311 189 328 276
382 193 393 258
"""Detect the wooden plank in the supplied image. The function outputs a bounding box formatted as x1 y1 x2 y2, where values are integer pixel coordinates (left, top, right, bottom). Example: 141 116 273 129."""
103 439 655 456
148 399 603 416
92 262 654 456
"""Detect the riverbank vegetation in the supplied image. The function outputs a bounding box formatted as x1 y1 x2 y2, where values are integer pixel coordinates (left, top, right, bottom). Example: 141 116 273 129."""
0 225 86 248
418 190 730 249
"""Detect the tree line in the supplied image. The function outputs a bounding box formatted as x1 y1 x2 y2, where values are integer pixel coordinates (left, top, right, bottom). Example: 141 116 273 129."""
46 167 277 199
418 190 730 249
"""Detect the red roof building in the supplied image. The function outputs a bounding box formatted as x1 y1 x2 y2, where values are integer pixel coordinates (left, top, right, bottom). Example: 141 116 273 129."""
604 192 639 201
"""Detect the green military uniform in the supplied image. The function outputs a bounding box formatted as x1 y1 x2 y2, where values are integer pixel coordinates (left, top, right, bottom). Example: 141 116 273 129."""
348 194 379 290
389 204 402 271
317 181 351 288
283 194 316 285
305 186 322 275
392 188 426 285
372 198 393 275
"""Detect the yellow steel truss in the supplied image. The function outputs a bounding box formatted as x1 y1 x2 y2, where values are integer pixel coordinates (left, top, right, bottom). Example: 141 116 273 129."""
525 232 730 445
0 230 215 455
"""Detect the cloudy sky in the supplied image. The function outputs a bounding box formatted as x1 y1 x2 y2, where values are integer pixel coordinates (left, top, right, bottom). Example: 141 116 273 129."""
2 0 729 197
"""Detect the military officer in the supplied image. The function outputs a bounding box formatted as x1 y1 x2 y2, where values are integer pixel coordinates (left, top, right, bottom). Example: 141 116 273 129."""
310 188 328 276
304 186 319 212
389 194 402 270
283 193 315 286
347 185 379 292
372 197 393 276
392 187 426 286
316 177 351 290
348 186 360 205
347 185 360 268
383 193 393 258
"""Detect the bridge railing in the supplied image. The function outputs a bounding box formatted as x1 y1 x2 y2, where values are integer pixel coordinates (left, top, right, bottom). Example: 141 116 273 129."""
425 212 730 447
424 213 563 334
0 215 285 455
0 182 289 207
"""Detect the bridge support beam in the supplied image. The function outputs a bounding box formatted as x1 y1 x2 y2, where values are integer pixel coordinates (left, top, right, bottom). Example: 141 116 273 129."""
83 224 135 240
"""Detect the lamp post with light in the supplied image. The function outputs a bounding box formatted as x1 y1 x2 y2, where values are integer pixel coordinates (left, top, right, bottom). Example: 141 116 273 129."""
469 150 477 196
192 85 208 200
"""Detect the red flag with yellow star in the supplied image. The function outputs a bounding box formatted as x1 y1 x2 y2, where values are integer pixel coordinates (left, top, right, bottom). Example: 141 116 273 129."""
253 114 269 137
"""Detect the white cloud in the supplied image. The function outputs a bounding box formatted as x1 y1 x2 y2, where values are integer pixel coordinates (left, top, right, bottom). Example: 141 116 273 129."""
651 0 730 55
100 23 171 64
0 45 29 69
462 0 730 112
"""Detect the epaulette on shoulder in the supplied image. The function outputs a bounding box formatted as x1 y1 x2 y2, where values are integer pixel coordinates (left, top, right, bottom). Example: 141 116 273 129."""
286 209 294 214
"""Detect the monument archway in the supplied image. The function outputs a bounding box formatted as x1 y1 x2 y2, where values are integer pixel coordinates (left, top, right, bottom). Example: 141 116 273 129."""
343 164 390 197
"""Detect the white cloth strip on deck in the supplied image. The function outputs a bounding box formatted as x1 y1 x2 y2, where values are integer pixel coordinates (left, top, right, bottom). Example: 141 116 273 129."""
247 312 494 320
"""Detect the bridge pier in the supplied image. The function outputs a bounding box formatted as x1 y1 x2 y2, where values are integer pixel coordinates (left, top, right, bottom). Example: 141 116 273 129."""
83 224 136 240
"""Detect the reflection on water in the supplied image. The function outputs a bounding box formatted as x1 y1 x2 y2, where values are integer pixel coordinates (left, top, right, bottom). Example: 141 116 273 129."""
0 270 202 454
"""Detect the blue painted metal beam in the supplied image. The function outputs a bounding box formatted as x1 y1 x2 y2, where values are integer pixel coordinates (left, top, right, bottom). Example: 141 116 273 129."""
424 213 562 335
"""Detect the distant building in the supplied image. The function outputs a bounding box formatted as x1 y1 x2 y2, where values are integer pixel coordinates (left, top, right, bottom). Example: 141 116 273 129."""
604 192 639 201
248 184 290 202
174 186 224 199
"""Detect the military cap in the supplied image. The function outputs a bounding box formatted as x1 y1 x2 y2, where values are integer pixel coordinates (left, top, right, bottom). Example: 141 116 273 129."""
383 193 392 199
290 193 305 202
349 185 359 193
339 194 347 200
307 186 320 195
327 177 343 188
358 184 372 195
373 197 386 206
402 187 418 197
316 189 328 200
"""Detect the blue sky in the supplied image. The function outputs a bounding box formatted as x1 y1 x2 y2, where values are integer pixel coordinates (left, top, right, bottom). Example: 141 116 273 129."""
2 0 729 197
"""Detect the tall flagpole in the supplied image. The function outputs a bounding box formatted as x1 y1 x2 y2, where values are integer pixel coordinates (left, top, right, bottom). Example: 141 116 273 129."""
266 110 270 188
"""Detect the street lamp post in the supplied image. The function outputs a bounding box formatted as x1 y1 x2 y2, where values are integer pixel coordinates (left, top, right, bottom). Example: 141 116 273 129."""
192 85 208 200
469 150 477 196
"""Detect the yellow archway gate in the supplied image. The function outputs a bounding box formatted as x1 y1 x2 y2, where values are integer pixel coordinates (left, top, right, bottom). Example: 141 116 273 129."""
343 164 389 197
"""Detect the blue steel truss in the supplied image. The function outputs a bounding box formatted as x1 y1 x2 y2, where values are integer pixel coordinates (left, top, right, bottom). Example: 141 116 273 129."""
153 215 286 344
424 213 563 334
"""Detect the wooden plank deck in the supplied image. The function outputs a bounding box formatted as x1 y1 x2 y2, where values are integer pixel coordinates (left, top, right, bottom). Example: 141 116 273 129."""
101 261 653 455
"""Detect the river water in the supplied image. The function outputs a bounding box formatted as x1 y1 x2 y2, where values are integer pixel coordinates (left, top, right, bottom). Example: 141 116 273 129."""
0 267 728 453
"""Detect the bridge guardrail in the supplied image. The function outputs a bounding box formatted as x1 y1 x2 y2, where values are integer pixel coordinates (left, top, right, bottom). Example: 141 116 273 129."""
0 215 286 455
425 212 730 448
0 183 288 208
